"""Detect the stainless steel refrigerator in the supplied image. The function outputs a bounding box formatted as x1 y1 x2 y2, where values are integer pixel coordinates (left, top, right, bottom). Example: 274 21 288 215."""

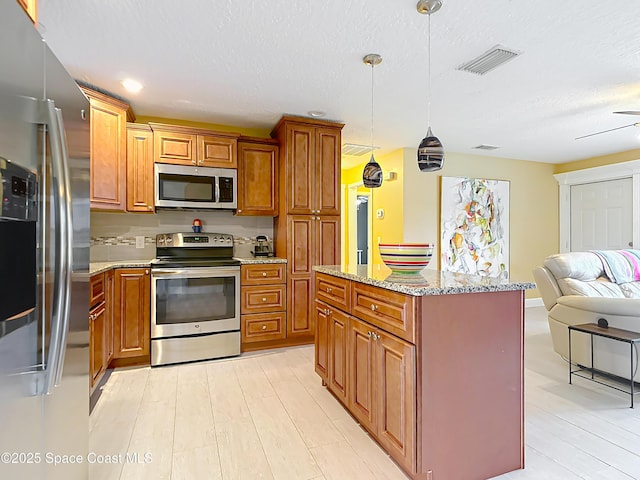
0 2 90 479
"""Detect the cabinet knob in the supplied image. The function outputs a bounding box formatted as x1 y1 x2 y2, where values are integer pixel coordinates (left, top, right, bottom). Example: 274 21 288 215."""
326 287 332 293
238 209 242 213
262 297 267 302
367 331 372 337
324 308 330 315
147 206 153 211
370 304 378 311
145 269 149 275
372 332 379 341
262 272 267 277
191 159 196 165
261 325 267 330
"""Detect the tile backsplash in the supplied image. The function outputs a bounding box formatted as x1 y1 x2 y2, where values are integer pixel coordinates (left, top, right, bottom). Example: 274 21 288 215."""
90 210 274 261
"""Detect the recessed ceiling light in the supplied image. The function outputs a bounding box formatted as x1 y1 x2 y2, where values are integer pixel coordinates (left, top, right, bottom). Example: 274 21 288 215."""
308 111 325 118
122 79 143 93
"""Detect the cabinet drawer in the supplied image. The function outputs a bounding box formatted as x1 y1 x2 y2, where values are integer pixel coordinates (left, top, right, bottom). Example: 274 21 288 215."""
241 285 286 313
242 312 286 343
89 273 105 308
352 282 416 344
241 264 286 285
316 273 350 312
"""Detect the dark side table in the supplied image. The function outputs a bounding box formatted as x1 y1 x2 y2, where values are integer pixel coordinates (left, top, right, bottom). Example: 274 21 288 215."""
568 323 640 408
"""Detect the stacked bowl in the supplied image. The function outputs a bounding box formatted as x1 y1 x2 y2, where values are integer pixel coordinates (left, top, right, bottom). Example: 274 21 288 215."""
379 243 434 274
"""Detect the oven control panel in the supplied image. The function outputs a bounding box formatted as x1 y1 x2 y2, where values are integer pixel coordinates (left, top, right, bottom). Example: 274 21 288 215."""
156 232 234 247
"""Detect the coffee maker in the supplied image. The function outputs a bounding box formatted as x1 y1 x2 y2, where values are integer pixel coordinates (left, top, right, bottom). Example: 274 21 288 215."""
252 235 273 257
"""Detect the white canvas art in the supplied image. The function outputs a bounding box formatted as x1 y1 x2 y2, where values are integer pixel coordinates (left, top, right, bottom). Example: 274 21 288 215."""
440 176 510 277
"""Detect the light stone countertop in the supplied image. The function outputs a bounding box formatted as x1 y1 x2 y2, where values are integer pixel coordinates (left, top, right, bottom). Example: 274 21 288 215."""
90 257 287 275
236 257 287 264
313 264 536 297
90 260 154 276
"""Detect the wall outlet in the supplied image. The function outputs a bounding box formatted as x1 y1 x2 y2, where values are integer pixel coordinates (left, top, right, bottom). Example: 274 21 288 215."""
136 236 145 249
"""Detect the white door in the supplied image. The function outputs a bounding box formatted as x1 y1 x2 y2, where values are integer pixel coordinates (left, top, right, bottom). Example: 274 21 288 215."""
570 177 633 251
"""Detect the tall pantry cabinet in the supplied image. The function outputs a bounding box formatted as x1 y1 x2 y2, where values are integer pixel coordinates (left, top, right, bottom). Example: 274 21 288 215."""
272 116 344 342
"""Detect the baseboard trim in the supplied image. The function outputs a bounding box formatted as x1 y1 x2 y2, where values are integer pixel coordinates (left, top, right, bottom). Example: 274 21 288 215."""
525 297 544 308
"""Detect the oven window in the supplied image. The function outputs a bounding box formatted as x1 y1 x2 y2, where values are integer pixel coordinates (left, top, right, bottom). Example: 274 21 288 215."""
155 276 235 324
158 173 215 202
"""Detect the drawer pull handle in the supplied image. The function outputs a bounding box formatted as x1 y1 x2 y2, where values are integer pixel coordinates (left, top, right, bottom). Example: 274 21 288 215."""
262 297 267 302
371 304 378 311
324 308 330 315
261 325 267 330
262 272 267 277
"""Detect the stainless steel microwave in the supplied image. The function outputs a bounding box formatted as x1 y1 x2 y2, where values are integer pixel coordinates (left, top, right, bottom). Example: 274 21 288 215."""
154 163 237 209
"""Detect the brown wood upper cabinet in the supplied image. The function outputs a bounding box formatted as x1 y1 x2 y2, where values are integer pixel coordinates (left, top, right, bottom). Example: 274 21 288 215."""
17 0 37 23
272 117 342 215
126 124 154 212
81 86 134 211
150 123 240 168
237 138 278 216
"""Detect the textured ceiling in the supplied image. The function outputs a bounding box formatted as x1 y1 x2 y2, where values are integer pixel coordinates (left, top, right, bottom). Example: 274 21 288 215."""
38 0 640 166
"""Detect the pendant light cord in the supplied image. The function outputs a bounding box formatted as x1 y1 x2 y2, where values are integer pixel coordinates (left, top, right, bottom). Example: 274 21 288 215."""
427 13 431 128
370 62 375 155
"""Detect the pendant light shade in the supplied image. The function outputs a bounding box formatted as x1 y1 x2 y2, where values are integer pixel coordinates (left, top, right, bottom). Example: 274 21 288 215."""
362 53 383 188
417 0 444 172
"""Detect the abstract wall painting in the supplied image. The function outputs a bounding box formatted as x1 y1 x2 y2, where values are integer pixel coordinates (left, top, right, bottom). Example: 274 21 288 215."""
440 176 510 277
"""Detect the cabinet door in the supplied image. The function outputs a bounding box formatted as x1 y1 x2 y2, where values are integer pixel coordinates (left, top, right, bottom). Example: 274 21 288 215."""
314 300 330 381
113 268 150 358
88 96 127 210
285 124 315 214
348 317 377 434
376 332 416 474
316 216 340 266
328 307 349 404
126 124 154 212
105 269 115 363
237 142 278 216
153 130 196 165
197 135 237 168
288 276 313 337
315 127 341 215
288 216 314 276
89 302 106 389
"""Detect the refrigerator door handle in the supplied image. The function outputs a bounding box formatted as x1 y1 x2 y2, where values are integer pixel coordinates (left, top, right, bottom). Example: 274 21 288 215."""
53 106 73 387
40 99 72 394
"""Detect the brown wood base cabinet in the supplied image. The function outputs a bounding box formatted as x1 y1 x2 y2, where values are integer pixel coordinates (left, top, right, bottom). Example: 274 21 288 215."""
89 271 113 392
240 263 287 351
314 272 525 480
113 268 150 365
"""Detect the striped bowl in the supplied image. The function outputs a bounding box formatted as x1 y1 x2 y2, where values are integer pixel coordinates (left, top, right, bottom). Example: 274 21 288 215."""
379 243 434 274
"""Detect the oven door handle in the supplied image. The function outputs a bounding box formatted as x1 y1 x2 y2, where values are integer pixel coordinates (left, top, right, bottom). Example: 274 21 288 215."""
151 267 240 277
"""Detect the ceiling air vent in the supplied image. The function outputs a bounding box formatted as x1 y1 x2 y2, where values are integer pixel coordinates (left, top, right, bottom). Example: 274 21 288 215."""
472 144 501 151
457 45 521 75
342 143 378 156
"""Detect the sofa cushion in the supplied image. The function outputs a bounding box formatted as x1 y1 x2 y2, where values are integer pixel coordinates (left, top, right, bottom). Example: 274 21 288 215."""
544 251 605 282
620 282 640 298
557 277 625 298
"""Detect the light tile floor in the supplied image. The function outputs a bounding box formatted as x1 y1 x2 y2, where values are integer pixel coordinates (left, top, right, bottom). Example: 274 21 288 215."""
90 307 640 479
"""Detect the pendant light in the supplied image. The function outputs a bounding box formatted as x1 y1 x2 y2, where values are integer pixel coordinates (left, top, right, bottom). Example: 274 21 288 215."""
362 53 383 188
417 0 445 172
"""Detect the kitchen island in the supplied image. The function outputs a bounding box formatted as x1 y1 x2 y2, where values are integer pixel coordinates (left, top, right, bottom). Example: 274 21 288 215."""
313 264 536 480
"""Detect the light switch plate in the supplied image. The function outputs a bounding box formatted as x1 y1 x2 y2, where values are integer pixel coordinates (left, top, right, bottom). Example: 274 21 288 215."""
136 236 145 249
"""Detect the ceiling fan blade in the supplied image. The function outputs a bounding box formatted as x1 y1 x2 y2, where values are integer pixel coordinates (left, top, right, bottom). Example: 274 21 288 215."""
614 111 640 115
575 123 639 140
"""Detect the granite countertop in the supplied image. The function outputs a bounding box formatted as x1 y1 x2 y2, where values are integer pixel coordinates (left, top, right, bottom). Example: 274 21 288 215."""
235 257 287 264
90 257 287 275
90 260 154 275
313 264 536 297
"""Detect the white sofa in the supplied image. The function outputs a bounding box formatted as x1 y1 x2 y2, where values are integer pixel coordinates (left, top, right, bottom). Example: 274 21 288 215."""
533 251 640 382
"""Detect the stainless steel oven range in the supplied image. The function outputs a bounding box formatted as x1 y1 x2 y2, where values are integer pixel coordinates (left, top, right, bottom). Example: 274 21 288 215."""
150 232 240 366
